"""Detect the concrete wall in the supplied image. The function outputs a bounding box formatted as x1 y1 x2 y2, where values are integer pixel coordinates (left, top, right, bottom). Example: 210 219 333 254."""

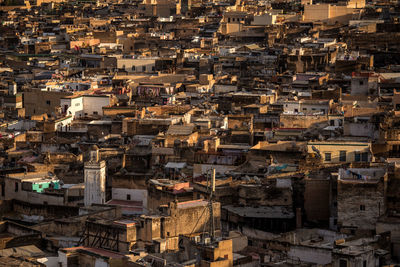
343 122 378 139
3 178 65 205
23 91 72 116
288 245 332 265
117 58 156 72
112 188 148 208
252 13 276 26
82 96 110 116
303 4 330 22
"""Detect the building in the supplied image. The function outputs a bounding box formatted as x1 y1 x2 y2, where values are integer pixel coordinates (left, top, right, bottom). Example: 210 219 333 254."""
84 146 106 206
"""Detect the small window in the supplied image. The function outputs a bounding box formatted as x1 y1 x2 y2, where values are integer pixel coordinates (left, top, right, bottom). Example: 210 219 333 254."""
360 205 366 211
362 152 368 162
93 111 98 115
142 66 146 72
340 259 347 267
39 184 42 188
127 194 131 200
359 80 364 85
46 100 51 105
152 66 155 71
325 153 331 162
339 151 346 162
355 152 361 162
15 182 18 192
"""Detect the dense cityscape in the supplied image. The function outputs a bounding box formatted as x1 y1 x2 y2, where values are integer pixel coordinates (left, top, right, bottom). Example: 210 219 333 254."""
0 0 399 265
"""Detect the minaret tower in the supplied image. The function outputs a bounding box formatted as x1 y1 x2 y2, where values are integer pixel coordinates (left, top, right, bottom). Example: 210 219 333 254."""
84 145 106 206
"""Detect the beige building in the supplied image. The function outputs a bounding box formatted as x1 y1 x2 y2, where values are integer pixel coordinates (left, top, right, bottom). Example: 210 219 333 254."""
308 140 371 163
303 0 364 24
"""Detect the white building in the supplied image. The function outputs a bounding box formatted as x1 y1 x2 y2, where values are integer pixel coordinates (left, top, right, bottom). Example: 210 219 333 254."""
282 99 331 115
60 94 111 118
84 146 106 207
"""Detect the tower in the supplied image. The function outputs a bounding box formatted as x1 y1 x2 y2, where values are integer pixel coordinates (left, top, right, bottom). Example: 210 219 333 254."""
84 145 106 206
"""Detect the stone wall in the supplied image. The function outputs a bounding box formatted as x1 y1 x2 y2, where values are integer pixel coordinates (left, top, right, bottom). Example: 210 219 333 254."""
337 178 386 231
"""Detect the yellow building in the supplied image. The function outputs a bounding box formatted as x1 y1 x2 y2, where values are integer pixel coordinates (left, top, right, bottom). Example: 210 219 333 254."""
307 140 371 163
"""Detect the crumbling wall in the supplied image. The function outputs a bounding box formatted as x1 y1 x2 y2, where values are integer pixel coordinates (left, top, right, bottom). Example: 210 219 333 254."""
337 179 385 231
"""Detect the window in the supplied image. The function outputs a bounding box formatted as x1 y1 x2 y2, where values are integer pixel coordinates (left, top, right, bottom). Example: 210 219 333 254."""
362 152 368 162
152 66 155 71
142 66 146 72
325 153 331 162
93 111 98 115
363 260 367 267
359 80 364 85
127 194 131 200
132 66 135 71
355 152 361 162
294 109 298 113
46 100 51 105
360 205 365 211
339 151 347 162
15 182 18 192
339 259 347 267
